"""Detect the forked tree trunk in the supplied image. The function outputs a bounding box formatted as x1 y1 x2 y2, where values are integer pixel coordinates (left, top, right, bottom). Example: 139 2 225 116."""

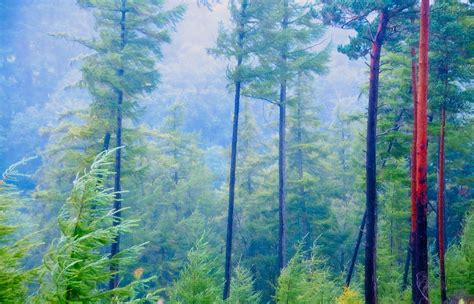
413 0 430 302
109 0 126 290
437 106 447 303
278 0 289 272
365 10 388 304
223 1 247 299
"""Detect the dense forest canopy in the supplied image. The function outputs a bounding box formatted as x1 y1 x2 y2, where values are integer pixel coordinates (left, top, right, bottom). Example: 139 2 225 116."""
0 0 472 303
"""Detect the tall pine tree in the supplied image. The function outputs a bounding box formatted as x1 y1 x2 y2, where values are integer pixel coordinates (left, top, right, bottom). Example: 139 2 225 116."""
68 0 185 289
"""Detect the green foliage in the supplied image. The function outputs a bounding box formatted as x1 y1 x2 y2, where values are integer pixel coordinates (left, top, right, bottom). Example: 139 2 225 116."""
275 246 338 304
125 102 222 288
376 228 407 303
321 0 415 59
427 0 473 243
3 1 474 303
34 150 155 303
445 213 474 297
227 265 261 304
246 0 330 102
34 0 188 294
429 0 473 113
40 0 185 179
77 0 185 118
168 237 222 304
287 76 342 262
209 0 270 84
0 160 37 303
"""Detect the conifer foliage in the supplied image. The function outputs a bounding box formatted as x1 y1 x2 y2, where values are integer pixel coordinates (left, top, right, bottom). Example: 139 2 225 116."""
209 0 266 298
1 1 473 303
168 238 222 304
321 1 416 302
275 246 338 304
0 160 37 303
246 0 330 272
73 0 185 289
35 150 154 303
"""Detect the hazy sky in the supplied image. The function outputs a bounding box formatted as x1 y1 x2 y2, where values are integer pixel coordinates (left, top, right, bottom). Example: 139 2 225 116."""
1 0 367 159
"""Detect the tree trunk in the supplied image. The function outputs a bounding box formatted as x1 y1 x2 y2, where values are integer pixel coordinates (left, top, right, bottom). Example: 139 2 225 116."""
278 83 287 271
413 0 430 302
347 107 403 288
223 0 247 299
296 76 310 249
346 210 366 287
103 132 111 151
278 0 289 272
223 80 242 300
365 10 388 304
410 45 418 296
437 106 447 304
109 0 126 291
92 132 111 206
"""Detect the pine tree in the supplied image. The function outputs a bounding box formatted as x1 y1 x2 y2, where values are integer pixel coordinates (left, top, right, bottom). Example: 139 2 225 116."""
127 102 220 289
34 150 155 303
376 46 417 295
232 100 278 301
275 246 338 304
321 1 416 301
429 2 473 301
168 237 222 304
287 75 339 262
445 213 474 298
209 0 268 298
227 265 261 304
65 0 185 289
247 0 329 271
328 108 363 284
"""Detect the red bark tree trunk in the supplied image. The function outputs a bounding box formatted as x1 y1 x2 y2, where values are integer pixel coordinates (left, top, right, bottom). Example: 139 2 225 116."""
413 0 430 302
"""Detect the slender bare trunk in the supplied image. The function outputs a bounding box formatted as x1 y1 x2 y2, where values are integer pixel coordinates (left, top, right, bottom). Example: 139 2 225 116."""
365 10 388 304
278 0 289 272
346 210 367 287
223 0 247 299
347 109 403 288
109 0 126 290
